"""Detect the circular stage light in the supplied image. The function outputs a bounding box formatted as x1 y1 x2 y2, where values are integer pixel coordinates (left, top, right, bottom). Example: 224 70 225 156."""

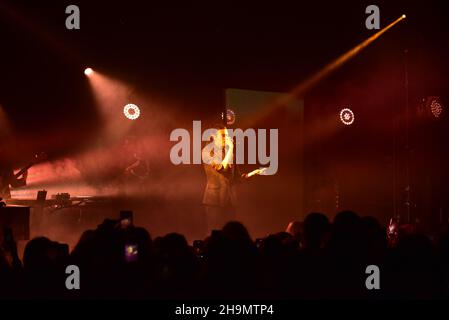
423 96 444 119
221 108 236 125
339 108 355 125
123 103 141 120
84 67 93 76
430 98 443 119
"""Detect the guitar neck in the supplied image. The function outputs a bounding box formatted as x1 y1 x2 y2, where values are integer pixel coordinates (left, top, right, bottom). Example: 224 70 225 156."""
15 163 33 179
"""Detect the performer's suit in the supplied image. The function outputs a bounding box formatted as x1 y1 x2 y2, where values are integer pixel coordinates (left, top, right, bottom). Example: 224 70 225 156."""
202 163 242 231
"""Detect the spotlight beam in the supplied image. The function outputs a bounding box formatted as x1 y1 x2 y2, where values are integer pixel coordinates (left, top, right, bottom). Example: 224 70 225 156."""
274 15 406 107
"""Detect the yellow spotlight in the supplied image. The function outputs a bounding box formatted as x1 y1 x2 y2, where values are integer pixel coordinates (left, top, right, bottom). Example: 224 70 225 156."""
270 15 407 108
402 14 406 19
84 67 93 76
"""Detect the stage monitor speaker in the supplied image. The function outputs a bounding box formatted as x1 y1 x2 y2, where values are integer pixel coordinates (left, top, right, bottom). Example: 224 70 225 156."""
0 205 30 241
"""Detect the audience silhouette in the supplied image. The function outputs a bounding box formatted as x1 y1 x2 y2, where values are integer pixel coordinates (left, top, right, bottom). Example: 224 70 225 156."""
0 210 448 299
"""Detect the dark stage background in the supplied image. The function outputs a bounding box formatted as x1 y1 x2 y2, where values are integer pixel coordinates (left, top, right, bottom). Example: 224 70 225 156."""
0 0 448 244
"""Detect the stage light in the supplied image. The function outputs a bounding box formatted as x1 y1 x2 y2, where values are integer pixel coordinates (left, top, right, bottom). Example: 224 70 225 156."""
221 108 236 125
340 108 355 125
123 103 141 120
402 14 406 19
430 100 443 118
84 67 93 76
424 96 444 119
271 15 406 109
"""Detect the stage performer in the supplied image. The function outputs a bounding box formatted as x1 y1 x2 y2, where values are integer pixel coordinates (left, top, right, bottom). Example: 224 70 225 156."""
202 126 265 232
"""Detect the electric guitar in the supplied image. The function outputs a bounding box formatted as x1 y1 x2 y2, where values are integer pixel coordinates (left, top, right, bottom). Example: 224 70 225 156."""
124 159 150 181
14 152 48 179
0 152 47 199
